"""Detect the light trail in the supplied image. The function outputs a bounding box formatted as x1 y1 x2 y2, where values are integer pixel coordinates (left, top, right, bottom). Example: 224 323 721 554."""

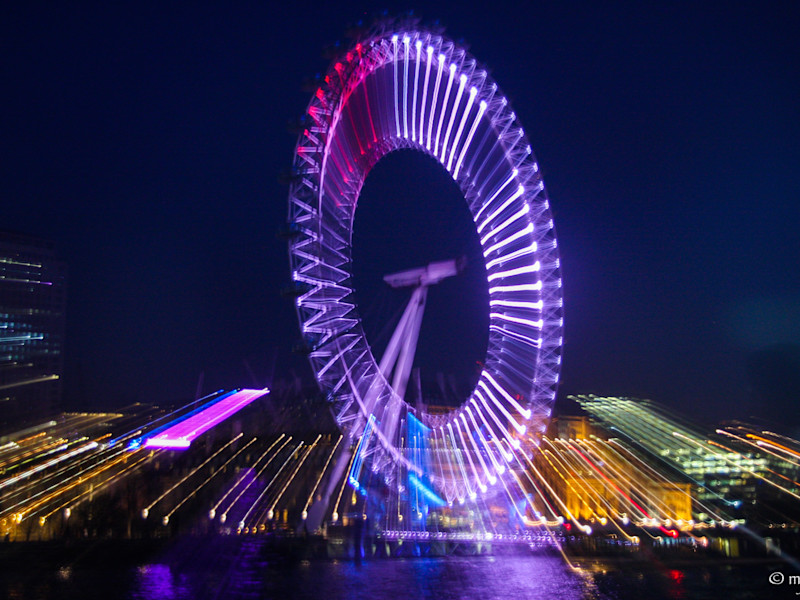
210 435 286 519
454 418 486 493
164 437 258 521
440 73 466 162
331 442 359 522
38 450 155 522
674 431 800 503
706 439 800 497
426 54 445 151
572 439 680 528
434 63 457 156
747 432 800 461
465 406 505 476
217 436 291 522
2 426 157 513
301 435 343 519
238 440 303 529
459 413 496 486
447 86 477 171
145 389 268 449
402 35 410 139
518 448 582 529
0 432 52 466
392 35 400 137
144 434 243 514
477 380 525 434
419 46 433 144
0 440 70 477
262 436 320 523
566 439 656 527
112 390 227 447
0 441 97 490
718 429 800 468
540 443 602 522
411 40 421 142
0 443 130 517
446 423 475 499
580 438 689 522
607 438 728 522
14 446 134 522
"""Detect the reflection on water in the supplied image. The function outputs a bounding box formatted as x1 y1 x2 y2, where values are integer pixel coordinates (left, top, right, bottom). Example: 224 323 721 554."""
132 565 191 600
126 554 782 600
129 555 592 600
0 545 789 600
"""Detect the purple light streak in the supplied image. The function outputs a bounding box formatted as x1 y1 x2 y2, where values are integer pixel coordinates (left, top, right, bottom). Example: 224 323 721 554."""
145 388 269 450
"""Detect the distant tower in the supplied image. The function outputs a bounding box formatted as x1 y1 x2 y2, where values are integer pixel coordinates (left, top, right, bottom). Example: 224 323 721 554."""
0 231 66 429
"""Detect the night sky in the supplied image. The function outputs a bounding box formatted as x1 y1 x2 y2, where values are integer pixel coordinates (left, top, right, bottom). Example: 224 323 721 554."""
3 2 798 428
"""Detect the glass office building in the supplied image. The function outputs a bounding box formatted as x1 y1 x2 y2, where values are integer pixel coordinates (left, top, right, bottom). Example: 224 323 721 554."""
0 231 66 430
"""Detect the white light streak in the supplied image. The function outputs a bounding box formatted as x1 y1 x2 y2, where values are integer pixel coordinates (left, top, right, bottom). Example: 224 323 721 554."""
487 262 541 282
402 36 410 139
0 442 97 490
489 299 543 310
440 73 467 162
447 86 477 171
466 406 506 475
455 417 489 491
469 398 515 461
434 63 457 156
447 423 475 498
477 380 526 434
453 99 487 179
485 372 532 419
474 170 518 222
146 434 242 512
489 281 542 294
427 54 445 151
480 205 530 246
490 313 544 328
485 242 537 270
217 436 290 518
419 46 434 144
393 36 400 138
411 40 422 142
483 223 534 257
240 441 303 528
477 185 525 234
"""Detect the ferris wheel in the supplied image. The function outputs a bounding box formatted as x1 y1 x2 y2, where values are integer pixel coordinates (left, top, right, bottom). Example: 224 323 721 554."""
287 20 562 506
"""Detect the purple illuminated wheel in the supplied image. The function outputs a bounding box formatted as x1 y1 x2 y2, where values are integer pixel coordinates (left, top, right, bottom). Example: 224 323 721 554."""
287 22 562 501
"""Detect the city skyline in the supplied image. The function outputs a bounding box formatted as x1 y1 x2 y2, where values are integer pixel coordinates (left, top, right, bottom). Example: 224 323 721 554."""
2 2 798 429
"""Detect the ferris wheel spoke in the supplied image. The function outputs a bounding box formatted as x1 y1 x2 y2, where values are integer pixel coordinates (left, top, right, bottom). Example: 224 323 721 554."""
418 46 432 145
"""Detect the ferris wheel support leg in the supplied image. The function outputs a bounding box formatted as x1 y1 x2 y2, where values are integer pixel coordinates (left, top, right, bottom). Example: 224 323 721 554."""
379 286 428 447
378 287 421 379
391 286 428 402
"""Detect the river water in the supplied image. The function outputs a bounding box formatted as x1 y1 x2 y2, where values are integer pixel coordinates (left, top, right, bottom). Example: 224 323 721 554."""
0 540 791 599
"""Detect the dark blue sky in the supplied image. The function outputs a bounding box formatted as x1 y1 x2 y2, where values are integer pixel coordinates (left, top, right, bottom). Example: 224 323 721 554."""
3 2 798 427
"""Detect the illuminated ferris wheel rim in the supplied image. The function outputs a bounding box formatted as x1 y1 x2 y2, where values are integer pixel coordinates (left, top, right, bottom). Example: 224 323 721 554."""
288 23 563 496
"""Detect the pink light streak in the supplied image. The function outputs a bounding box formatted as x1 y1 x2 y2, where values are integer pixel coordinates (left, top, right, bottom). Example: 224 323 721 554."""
145 388 269 450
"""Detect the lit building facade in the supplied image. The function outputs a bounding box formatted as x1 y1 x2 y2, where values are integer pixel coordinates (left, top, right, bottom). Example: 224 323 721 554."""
0 231 66 429
571 395 800 526
538 413 693 527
